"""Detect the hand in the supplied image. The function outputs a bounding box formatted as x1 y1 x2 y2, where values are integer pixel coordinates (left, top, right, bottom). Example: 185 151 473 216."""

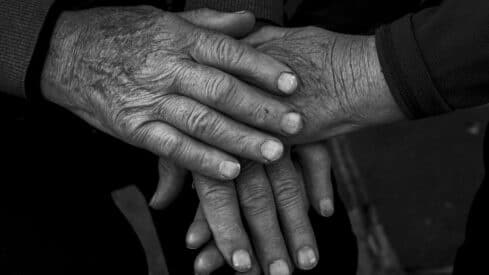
243 26 406 144
188 144 335 275
41 7 303 181
151 143 335 274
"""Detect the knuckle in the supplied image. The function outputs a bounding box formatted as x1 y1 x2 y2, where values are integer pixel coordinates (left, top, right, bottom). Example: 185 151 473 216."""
186 105 221 137
274 179 303 209
199 183 235 211
206 74 239 108
288 219 310 236
239 184 273 217
160 131 185 159
213 36 246 66
216 221 243 241
250 104 271 125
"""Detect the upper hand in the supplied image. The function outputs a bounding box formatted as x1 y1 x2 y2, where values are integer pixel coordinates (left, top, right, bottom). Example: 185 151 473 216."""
244 26 406 144
40 7 303 181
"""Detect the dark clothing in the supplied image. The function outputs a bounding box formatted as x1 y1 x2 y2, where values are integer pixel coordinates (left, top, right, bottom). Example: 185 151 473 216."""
1 0 489 274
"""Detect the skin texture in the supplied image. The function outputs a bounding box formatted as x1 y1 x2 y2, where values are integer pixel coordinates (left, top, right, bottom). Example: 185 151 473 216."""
244 26 406 144
41 7 303 181
155 143 333 274
182 26 408 274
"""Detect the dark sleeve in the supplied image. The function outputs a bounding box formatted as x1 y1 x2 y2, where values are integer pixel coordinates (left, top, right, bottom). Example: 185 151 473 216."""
375 0 489 119
0 0 57 98
185 0 285 26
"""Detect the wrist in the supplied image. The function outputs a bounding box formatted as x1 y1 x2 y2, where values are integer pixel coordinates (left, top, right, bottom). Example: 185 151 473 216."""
333 34 406 127
41 10 81 107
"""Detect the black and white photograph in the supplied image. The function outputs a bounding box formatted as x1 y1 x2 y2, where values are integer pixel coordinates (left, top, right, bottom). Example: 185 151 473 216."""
1 0 487 274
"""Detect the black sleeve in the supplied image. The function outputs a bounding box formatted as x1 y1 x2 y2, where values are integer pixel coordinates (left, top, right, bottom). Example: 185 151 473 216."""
0 0 56 98
375 0 489 119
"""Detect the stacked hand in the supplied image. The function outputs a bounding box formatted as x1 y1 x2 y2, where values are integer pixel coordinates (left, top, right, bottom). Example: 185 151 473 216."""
151 25 406 275
154 142 334 274
42 6 405 275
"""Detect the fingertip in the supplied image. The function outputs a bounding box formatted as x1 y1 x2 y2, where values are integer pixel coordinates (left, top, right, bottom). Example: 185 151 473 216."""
219 161 241 180
260 140 284 162
194 253 211 275
281 112 303 135
319 198 334 217
277 72 299 95
297 246 318 270
186 224 211 249
232 249 252 272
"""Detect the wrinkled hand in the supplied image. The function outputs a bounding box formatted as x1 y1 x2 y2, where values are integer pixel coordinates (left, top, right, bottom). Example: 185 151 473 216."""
243 26 406 144
41 7 303 181
152 143 335 274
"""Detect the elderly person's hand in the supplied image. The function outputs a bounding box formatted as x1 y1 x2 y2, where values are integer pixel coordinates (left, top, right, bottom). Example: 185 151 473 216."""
41 7 303 181
243 26 406 145
152 143 334 274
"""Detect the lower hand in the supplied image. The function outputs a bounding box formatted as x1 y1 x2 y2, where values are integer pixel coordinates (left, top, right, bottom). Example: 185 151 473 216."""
152 143 335 274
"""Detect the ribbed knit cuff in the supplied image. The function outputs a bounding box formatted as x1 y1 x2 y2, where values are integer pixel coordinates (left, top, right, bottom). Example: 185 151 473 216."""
375 14 452 119
185 0 284 26
0 0 56 98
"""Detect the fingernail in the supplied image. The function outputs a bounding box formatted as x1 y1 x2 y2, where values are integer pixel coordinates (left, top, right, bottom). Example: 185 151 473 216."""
320 198 334 217
269 259 290 275
234 10 248 14
278 72 298 94
186 232 197 249
297 246 317 270
219 161 240 179
232 249 252 272
261 140 284 162
281 112 303 135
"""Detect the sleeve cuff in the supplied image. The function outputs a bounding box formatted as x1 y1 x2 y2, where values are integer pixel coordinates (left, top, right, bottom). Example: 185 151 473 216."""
375 14 452 119
185 0 284 26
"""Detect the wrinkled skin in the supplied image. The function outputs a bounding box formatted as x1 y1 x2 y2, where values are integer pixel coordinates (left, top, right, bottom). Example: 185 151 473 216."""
41 7 302 181
246 26 406 144
185 26 407 274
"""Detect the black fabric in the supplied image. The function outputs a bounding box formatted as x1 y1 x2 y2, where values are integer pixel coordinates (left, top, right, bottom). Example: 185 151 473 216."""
452 131 489 275
0 0 55 98
375 0 489 119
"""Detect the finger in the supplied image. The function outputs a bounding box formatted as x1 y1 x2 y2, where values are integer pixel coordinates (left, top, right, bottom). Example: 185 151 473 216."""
175 61 303 136
188 28 298 95
134 121 241 180
186 205 212 249
157 95 285 163
193 174 254 273
178 8 256 38
296 143 335 217
194 242 226 275
236 161 292 275
149 157 188 210
242 26 289 46
266 149 319 270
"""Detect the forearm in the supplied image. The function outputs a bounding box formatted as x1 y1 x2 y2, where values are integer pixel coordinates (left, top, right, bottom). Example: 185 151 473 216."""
330 34 406 127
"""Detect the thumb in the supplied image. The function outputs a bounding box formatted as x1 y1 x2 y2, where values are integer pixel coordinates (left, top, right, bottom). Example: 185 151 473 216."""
149 157 188 210
178 8 256 38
